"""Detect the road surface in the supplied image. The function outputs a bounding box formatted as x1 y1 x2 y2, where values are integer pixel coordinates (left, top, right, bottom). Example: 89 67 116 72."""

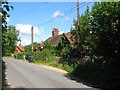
3 57 94 88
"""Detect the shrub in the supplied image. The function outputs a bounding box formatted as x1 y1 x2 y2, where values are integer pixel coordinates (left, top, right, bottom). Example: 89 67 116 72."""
17 52 24 59
33 49 52 61
4 53 12 57
33 51 41 61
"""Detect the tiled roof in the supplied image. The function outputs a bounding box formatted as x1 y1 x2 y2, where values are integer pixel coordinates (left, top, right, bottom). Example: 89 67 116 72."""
17 45 25 52
38 43 45 48
64 32 75 47
46 35 61 46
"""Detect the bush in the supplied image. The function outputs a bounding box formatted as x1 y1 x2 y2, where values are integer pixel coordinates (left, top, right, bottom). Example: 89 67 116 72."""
17 52 24 59
71 60 110 89
33 51 41 61
33 49 52 61
4 53 12 57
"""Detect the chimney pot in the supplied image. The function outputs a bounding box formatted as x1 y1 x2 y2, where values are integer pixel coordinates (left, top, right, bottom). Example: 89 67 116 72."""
52 28 59 36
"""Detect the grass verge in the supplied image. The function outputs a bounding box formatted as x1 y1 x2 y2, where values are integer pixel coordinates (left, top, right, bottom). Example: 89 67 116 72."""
32 60 76 73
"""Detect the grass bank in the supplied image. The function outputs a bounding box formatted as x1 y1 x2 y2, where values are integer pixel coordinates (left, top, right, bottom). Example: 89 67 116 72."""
32 60 77 73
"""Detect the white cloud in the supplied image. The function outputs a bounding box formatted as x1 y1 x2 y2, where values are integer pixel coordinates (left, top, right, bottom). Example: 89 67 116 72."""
15 24 41 35
15 24 44 46
21 38 31 46
59 31 64 35
52 11 64 18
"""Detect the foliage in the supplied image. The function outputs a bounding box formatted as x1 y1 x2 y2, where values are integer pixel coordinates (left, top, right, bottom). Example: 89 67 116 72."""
44 41 52 50
72 60 105 88
17 52 24 59
92 2 120 65
33 58 76 73
1 1 19 56
4 53 12 57
15 52 30 59
71 2 120 89
70 6 92 60
3 26 20 56
44 41 56 55
24 42 39 53
55 34 72 61
90 2 120 89
33 49 52 61
1 1 13 28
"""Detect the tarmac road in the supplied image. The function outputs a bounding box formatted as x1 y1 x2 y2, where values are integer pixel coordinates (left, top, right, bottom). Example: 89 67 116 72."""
3 57 95 88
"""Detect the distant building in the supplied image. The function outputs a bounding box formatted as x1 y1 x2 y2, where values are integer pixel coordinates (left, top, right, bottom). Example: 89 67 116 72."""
38 42 45 51
38 28 61 49
15 43 25 53
38 28 75 50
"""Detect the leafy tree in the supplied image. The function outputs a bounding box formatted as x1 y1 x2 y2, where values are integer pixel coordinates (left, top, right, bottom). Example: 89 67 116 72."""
24 42 39 53
55 34 71 57
1 1 14 89
44 41 52 50
3 25 20 55
92 2 120 64
91 2 120 88
24 44 32 53
73 2 120 89
70 6 92 59
1 1 15 56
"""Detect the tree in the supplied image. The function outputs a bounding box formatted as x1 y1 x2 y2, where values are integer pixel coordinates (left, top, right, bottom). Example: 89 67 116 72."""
1 0 14 56
44 41 52 50
24 42 39 53
91 2 120 88
55 34 71 57
3 25 20 55
70 6 92 60
1 1 14 89
92 2 120 64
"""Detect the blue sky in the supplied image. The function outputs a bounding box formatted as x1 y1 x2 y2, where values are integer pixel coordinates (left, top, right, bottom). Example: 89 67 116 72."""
7 2 94 46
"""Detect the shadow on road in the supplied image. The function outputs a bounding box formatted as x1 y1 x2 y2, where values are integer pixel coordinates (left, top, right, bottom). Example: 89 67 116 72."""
63 73 99 89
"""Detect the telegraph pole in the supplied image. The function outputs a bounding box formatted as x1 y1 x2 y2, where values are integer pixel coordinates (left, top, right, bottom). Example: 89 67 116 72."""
77 0 80 30
31 26 34 55
76 0 81 56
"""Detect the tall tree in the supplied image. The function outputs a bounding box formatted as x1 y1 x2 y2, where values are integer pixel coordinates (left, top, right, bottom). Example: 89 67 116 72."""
24 42 39 53
92 2 120 65
3 25 20 54
91 2 120 88
1 1 20 55
70 6 92 60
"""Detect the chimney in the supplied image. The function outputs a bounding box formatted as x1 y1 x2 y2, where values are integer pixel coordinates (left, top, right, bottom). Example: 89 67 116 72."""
19 43 21 46
52 28 59 36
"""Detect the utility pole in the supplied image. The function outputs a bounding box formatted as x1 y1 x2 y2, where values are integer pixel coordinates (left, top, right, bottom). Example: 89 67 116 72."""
76 0 81 57
77 0 80 30
31 26 34 56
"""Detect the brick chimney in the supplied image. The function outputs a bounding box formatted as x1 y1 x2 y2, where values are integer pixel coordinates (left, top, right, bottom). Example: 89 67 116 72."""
52 28 59 36
19 43 21 46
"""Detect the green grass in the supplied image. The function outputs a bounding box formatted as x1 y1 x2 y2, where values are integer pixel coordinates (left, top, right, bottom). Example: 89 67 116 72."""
32 60 76 73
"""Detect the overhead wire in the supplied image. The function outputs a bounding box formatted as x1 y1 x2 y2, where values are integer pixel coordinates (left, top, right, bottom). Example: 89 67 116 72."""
36 2 85 36
11 2 92 41
36 2 92 27
11 2 48 22
39 2 92 36
36 2 84 26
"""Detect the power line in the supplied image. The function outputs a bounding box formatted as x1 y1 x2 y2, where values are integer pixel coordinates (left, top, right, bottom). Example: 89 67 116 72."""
36 2 85 27
37 2 92 37
37 2 92 27
11 2 48 22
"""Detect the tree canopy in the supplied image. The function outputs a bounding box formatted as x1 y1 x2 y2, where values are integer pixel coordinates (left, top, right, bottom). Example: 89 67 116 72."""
1 1 19 56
